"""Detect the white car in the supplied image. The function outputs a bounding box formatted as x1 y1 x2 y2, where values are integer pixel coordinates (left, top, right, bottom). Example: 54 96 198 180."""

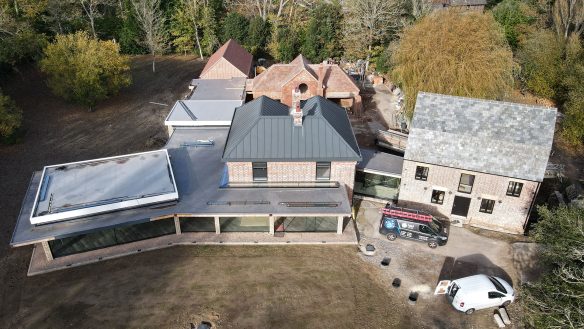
446 274 515 315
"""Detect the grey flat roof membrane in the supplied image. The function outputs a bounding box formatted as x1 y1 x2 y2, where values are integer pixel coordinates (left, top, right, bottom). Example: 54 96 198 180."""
12 128 351 246
357 149 404 177
189 78 246 101
30 150 178 225
165 100 243 126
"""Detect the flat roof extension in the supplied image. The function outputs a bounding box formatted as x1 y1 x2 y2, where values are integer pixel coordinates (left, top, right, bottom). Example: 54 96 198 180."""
30 150 178 225
188 77 246 101
164 99 243 127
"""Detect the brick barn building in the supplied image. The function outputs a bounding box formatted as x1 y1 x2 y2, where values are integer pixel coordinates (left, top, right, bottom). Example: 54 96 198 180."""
199 39 253 79
397 93 557 234
247 55 363 115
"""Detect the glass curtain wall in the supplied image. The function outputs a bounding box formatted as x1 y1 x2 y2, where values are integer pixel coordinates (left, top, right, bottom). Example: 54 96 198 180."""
274 217 338 232
179 217 216 232
48 219 176 258
219 217 269 232
354 171 400 200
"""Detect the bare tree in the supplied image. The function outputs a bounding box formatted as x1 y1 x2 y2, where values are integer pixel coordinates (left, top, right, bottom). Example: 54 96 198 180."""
409 0 432 20
181 0 204 60
44 0 79 34
80 0 113 38
131 0 168 72
0 6 15 37
553 0 584 40
343 0 406 60
228 0 311 21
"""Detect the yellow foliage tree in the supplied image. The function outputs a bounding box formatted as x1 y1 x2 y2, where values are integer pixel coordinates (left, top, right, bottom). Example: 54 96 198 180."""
392 10 515 118
40 31 131 111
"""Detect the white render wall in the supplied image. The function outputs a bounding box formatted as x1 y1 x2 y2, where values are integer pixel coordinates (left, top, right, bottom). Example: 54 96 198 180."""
398 160 539 234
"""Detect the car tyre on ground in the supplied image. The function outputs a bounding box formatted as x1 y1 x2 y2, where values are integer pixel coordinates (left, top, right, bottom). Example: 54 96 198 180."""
428 241 438 248
386 233 397 241
502 301 511 307
465 308 475 315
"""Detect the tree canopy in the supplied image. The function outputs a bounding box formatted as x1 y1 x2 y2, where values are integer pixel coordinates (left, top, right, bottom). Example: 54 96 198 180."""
523 205 584 329
391 10 514 118
40 31 131 111
301 2 344 63
518 30 565 100
492 0 537 49
0 90 22 141
222 12 249 45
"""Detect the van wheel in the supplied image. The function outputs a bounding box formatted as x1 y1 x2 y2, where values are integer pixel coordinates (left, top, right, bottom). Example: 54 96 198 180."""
502 301 511 307
465 308 475 315
386 233 397 241
428 241 438 248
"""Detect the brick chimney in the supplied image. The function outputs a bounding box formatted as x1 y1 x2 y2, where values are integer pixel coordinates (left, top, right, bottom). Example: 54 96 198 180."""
291 87 303 126
317 62 326 97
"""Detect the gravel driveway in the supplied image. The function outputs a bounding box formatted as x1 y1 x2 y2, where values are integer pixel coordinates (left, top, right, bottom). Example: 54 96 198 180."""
354 199 523 328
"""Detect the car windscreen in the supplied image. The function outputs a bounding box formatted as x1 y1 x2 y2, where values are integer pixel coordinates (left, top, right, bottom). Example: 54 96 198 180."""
449 283 459 297
488 276 508 294
429 219 442 233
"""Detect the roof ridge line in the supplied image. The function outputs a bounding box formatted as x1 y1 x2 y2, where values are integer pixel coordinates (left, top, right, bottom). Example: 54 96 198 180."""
312 97 361 159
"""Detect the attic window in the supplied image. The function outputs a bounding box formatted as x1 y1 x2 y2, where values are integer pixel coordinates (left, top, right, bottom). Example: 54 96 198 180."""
298 83 308 94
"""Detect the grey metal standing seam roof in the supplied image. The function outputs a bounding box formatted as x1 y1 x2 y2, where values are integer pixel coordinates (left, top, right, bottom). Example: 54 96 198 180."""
405 92 557 182
222 96 362 162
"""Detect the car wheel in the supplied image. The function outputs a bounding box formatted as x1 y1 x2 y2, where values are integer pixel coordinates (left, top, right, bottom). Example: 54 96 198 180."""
502 301 511 307
386 233 397 241
428 241 438 248
465 308 475 315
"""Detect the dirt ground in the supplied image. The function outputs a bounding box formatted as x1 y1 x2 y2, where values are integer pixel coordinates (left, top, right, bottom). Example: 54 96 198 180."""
0 56 527 329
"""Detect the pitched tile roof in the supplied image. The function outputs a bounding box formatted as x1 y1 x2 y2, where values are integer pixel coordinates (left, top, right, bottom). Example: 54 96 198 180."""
222 96 362 162
200 39 253 77
405 92 557 181
251 55 359 93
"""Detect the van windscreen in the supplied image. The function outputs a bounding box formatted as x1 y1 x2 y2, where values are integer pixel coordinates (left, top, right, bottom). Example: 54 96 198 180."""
488 276 507 294
429 218 442 233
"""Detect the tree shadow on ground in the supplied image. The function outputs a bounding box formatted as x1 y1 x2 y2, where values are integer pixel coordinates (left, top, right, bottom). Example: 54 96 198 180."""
438 253 513 287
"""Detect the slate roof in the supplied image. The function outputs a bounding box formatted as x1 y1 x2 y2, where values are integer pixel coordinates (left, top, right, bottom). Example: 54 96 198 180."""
405 92 557 182
200 39 253 78
251 55 359 93
222 96 362 162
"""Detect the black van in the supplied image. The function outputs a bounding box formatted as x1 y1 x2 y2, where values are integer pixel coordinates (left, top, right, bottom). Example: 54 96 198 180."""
378 204 449 248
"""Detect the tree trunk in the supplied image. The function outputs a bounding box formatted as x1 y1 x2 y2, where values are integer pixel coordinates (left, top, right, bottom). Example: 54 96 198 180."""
194 24 204 60
90 16 97 38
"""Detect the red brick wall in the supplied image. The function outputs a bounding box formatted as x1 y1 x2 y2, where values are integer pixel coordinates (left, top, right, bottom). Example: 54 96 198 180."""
281 71 319 106
200 58 248 79
225 161 357 198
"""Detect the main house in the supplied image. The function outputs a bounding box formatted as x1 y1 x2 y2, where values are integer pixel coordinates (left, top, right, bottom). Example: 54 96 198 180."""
398 92 557 234
11 92 360 275
247 55 363 115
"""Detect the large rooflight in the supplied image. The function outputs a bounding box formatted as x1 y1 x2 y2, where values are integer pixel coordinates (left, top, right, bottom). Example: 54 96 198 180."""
30 150 178 225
